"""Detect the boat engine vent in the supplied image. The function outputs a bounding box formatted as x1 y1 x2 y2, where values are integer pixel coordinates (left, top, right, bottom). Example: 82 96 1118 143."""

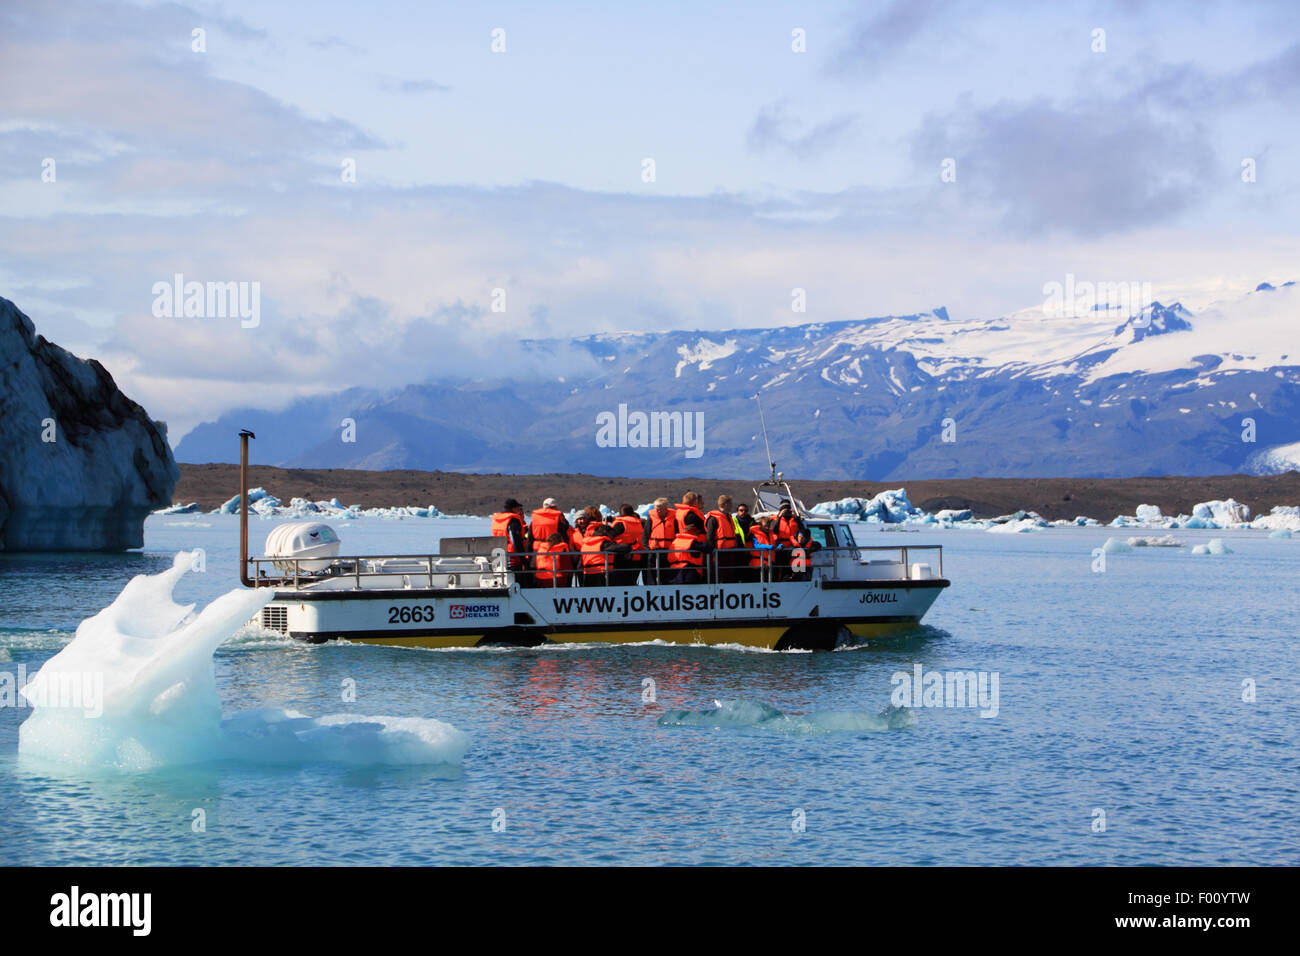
261 605 288 634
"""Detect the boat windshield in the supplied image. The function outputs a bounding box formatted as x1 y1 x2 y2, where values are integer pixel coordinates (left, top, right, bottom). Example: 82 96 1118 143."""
808 523 857 549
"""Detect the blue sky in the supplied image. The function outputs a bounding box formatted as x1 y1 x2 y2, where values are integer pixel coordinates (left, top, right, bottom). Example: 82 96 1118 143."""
2 0 1298 440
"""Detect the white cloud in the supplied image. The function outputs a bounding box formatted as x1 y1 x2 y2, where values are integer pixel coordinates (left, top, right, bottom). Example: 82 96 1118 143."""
1 0 1298 446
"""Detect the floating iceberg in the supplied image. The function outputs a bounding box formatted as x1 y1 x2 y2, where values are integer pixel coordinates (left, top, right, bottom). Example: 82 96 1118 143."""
251 494 282 516
1127 535 1182 547
195 489 443 521
1191 499 1250 527
811 496 862 518
18 553 469 771
987 513 1047 533
1 297 178 551
656 699 915 734
217 486 272 514
1190 538 1233 555
1251 506 1300 532
811 489 920 523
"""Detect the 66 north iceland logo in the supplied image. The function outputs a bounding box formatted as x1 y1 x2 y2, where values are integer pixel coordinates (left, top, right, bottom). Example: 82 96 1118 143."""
449 603 501 620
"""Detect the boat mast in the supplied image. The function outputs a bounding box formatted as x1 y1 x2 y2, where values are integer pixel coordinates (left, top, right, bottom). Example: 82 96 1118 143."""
755 394 778 484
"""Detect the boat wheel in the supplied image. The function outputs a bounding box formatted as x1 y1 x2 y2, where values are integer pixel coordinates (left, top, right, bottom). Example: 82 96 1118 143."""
774 622 847 652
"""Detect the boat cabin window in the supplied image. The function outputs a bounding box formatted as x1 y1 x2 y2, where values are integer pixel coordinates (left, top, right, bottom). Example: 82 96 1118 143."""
808 524 838 549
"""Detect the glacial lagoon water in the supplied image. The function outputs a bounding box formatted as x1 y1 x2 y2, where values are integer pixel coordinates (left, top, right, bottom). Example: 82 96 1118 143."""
0 514 1295 865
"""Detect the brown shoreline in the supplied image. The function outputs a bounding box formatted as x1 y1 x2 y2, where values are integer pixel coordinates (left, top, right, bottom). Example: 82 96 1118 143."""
172 463 1300 522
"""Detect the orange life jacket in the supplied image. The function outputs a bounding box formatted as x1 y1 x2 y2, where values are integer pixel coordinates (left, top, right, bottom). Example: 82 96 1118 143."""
490 512 526 552
674 502 706 534
613 515 644 559
569 524 586 552
534 541 572 585
707 509 739 548
581 534 614 574
529 508 563 544
750 526 775 568
776 514 806 547
647 509 677 553
668 529 706 569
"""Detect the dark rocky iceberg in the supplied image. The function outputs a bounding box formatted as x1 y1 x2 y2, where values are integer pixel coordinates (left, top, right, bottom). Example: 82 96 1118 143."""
0 297 177 551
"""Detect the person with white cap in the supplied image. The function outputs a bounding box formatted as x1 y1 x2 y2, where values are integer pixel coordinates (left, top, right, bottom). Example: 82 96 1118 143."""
529 498 570 552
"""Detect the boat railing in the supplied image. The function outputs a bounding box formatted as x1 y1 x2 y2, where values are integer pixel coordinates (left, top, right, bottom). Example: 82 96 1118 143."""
248 543 943 591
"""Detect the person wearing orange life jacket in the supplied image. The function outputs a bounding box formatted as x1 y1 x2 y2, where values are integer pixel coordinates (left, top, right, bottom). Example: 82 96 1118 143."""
672 492 705 534
568 518 585 554
533 531 574 588
643 497 678 586
773 500 811 546
667 510 711 585
705 494 743 584
611 504 645 586
674 491 712 581
568 505 598 555
490 498 531 579
773 499 814 581
529 497 570 548
580 522 633 586
749 517 778 582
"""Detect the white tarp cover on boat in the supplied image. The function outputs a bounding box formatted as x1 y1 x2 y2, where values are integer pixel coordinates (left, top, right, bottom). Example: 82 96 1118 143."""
265 522 341 572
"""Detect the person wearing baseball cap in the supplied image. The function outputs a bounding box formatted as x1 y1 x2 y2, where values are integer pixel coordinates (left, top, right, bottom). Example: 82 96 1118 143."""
528 497 570 569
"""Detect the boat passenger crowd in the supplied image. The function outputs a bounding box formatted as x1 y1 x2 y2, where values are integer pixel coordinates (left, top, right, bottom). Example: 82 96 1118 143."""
489 493 817 587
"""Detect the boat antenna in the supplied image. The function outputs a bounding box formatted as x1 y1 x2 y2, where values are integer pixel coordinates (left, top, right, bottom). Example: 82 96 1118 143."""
755 394 777 483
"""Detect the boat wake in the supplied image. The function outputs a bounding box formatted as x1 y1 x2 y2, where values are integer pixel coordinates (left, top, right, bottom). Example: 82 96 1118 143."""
656 698 916 734
17 552 470 772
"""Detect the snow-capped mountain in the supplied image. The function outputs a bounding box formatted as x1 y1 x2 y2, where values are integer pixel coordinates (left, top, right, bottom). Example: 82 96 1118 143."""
175 283 1300 480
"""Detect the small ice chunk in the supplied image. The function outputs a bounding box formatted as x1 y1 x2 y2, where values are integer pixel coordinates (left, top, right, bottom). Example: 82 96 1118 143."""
1126 535 1182 548
1190 538 1233 555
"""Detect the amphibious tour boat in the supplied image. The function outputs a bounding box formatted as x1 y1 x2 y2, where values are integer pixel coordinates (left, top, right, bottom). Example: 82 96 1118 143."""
237 432 950 650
